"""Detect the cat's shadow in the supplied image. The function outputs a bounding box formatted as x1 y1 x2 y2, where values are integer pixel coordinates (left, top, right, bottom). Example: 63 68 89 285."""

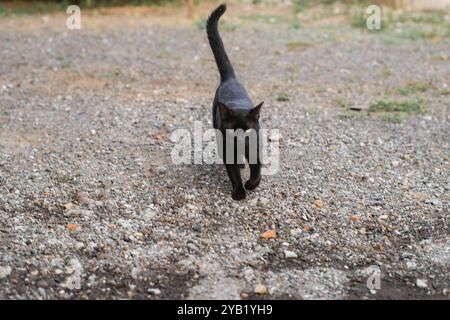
167 163 231 195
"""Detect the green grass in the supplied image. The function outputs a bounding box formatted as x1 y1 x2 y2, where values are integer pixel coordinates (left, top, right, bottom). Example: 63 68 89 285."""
401 11 446 25
0 0 182 16
397 82 432 95
438 88 450 96
400 27 439 40
276 92 290 102
369 100 424 114
379 113 406 123
337 100 425 123
335 97 351 109
315 86 326 94
293 0 311 13
305 106 320 116
339 109 366 120
286 41 312 51
54 174 73 184
379 68 394 78
289 21 302 29
194 17 206 30
240 14 288 24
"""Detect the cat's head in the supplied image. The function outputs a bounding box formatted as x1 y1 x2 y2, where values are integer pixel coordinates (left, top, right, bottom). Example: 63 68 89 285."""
218 101 263 131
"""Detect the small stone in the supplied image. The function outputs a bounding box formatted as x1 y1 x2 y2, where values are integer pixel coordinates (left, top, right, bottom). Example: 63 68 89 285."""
76 192 94 205
147 288 161 295
64 203 74 210
37 280 49 288
0 265 12 279
425 198 441 206
75 242 85 250
254 284 267 295
143 208 157 220
240 292 249 300
258 197 269 206
284 250 298 259
416 279 428 288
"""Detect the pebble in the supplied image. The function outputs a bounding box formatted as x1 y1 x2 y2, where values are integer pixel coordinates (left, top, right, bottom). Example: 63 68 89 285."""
143 208 157 221
0 266 12 279
254 284 268 295
416 279 428 289
284 250 298 259
147 288 161 295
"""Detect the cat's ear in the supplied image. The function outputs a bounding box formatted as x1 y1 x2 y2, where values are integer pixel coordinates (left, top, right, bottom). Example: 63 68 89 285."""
248 101 263 121
218 102 232 118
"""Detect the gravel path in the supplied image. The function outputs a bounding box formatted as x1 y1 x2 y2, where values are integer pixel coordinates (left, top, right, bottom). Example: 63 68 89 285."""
0 3 449 299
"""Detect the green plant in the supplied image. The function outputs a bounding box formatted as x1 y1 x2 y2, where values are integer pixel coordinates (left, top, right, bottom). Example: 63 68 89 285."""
194 17 206 30
55 174 73 184
293 0 311 13
379 113 406 123
369 100 424 114
286 41 311 51
276 92 290 102
339 109 366 120
397 82 432 95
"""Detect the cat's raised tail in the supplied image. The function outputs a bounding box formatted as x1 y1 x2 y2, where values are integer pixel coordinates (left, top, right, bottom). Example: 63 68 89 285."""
206 4 236 82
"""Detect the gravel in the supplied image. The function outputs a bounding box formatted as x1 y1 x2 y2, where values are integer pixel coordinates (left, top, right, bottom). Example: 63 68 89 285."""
0 4 449 299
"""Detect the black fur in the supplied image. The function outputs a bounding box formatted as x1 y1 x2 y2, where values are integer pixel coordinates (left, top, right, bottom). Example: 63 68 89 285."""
207 4 263 200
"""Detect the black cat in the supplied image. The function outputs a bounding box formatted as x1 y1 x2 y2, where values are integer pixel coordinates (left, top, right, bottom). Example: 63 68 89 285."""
206 4 263 200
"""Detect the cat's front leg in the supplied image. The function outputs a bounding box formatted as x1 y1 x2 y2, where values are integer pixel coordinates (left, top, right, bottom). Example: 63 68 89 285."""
245 135 262 190
224 164 246 200
245 162 261 190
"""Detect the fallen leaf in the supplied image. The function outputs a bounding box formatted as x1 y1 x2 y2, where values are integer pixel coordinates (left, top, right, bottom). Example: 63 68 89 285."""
303 224 311 232
351 215 360 222
260 229 276 240
67 223 78 231
313 199 324 209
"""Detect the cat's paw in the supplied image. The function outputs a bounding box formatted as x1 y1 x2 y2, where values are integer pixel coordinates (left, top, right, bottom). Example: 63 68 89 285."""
245 178 261 190
232 187 246 201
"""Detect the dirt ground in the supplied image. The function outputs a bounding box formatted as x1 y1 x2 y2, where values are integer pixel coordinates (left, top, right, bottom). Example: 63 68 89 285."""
0 2 449 299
